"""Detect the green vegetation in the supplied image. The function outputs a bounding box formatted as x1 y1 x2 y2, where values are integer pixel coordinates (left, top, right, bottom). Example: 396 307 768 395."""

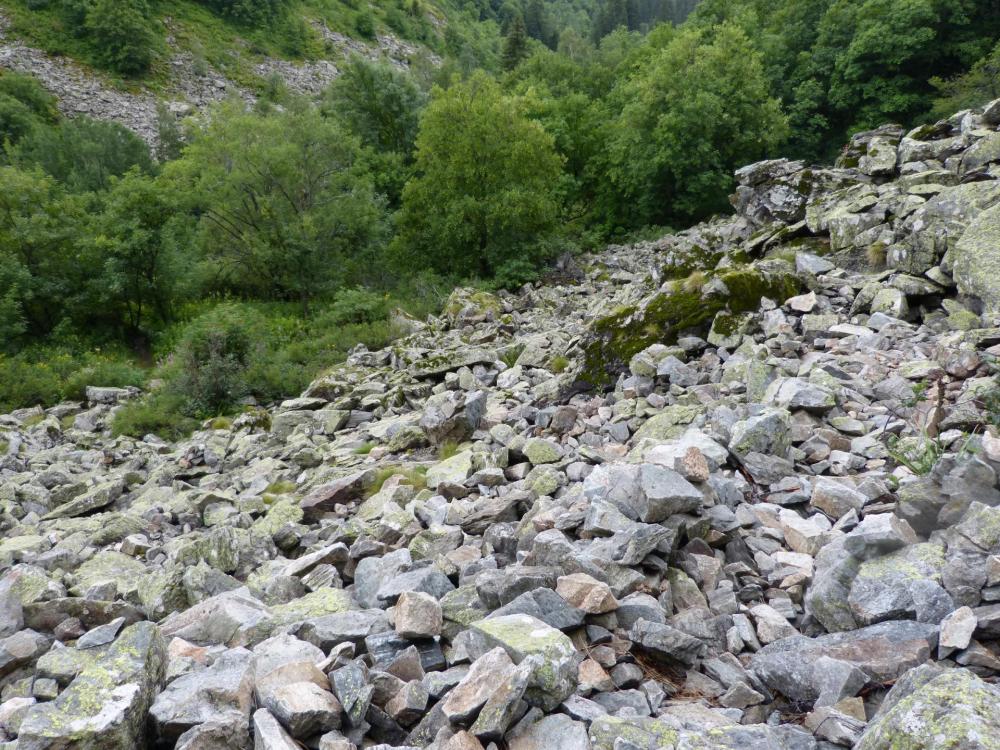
4 0 1000 426
394 71 564 277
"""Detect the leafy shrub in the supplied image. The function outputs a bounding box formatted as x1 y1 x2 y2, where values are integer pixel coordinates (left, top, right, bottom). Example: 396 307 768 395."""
492 258 541 290
0 355 63 411
111 391 198 440
355 10 376 39
13 117 154 192
170 305 256 416
60 357 145 401
321 287 390 326
198 0 289 26
0 349 146 412
85 0 158 76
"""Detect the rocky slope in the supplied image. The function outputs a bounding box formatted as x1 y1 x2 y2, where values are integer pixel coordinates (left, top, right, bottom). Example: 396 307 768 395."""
4 99 1000 750
0 9 431 144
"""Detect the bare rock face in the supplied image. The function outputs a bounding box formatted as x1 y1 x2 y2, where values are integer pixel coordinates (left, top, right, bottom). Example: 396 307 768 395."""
7 97 1000 749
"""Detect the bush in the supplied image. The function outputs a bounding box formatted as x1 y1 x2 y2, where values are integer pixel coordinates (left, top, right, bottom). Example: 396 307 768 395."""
170 305 256 416
321 287 390 326
111 391 198 440
0 355 63 411
13 117 155 193
355 10 376 39
61 357 145 401
0 349 145 412
198 0 289 26
85 0 158 76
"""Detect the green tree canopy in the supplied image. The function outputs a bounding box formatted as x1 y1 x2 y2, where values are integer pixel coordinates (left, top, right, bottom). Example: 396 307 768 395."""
0 167 85 338
604 22 787 226
12 117 154 193
395 72 564 278
323 57 427 157
85 0 159 75
82 171 193 336
169 101 386 315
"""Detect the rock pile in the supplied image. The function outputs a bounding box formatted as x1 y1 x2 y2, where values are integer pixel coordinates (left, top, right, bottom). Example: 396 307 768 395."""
4 100 1000 749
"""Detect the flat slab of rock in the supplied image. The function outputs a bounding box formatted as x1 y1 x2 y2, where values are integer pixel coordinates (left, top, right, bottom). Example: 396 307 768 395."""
750 620 938 700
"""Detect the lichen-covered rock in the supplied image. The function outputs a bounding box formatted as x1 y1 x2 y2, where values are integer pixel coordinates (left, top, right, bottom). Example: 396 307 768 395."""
857 668 1000 750
952 202 1000 315
848 543 945 626
470 615 578 710
17 621 166 750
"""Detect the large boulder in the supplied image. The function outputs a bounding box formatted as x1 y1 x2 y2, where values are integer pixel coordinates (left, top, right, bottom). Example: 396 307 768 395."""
470 615 578 710
749 620 938 701
857 666 1000 750
952 201 1000 315
18 622 166 750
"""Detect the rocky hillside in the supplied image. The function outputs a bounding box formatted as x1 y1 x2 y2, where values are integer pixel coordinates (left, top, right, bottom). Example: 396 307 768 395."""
4 98 1000 750
0 3 434 144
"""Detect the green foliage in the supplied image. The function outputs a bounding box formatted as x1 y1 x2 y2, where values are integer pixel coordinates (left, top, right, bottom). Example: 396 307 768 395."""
548 354 570 373
324 57 427 156
169 304 256 416
197 0 290 26
0 348 145 412
355 8 376 38
502 13 531 70
0 70 58 147
396 72 564 277
438 440 462 460
0 167 85 339
172 101 386 314
933 40 1000 117
604 22 787 225
688 0 1000 159
85 0 159 75
12 117 155 193
111 390 198 440
84 170 193 333
887 433 943 476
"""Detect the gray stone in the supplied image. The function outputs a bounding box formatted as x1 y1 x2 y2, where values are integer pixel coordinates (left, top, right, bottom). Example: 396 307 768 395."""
750 620 938 701
395 591 443 639
150 647 255 743
470 615 578 711
18 622 166 750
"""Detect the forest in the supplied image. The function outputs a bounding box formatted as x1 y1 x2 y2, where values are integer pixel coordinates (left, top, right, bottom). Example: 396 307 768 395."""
2 0 1000 436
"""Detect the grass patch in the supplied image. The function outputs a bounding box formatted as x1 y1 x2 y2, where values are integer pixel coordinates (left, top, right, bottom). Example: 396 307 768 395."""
548 354 571 373
367 464 428 496
437 440 462 460
111 391 199 441
353 441 375 455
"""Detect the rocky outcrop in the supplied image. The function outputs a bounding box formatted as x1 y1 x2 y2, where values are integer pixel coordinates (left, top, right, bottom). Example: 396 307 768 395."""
4 99 1000 749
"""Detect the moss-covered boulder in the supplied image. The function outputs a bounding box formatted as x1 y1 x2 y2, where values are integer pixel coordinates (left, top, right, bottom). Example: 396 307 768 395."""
579 262 799 388
17 622 166 750
857 667 1000 750
952 202 1000 315
443 288 502 326
471 614 578 711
